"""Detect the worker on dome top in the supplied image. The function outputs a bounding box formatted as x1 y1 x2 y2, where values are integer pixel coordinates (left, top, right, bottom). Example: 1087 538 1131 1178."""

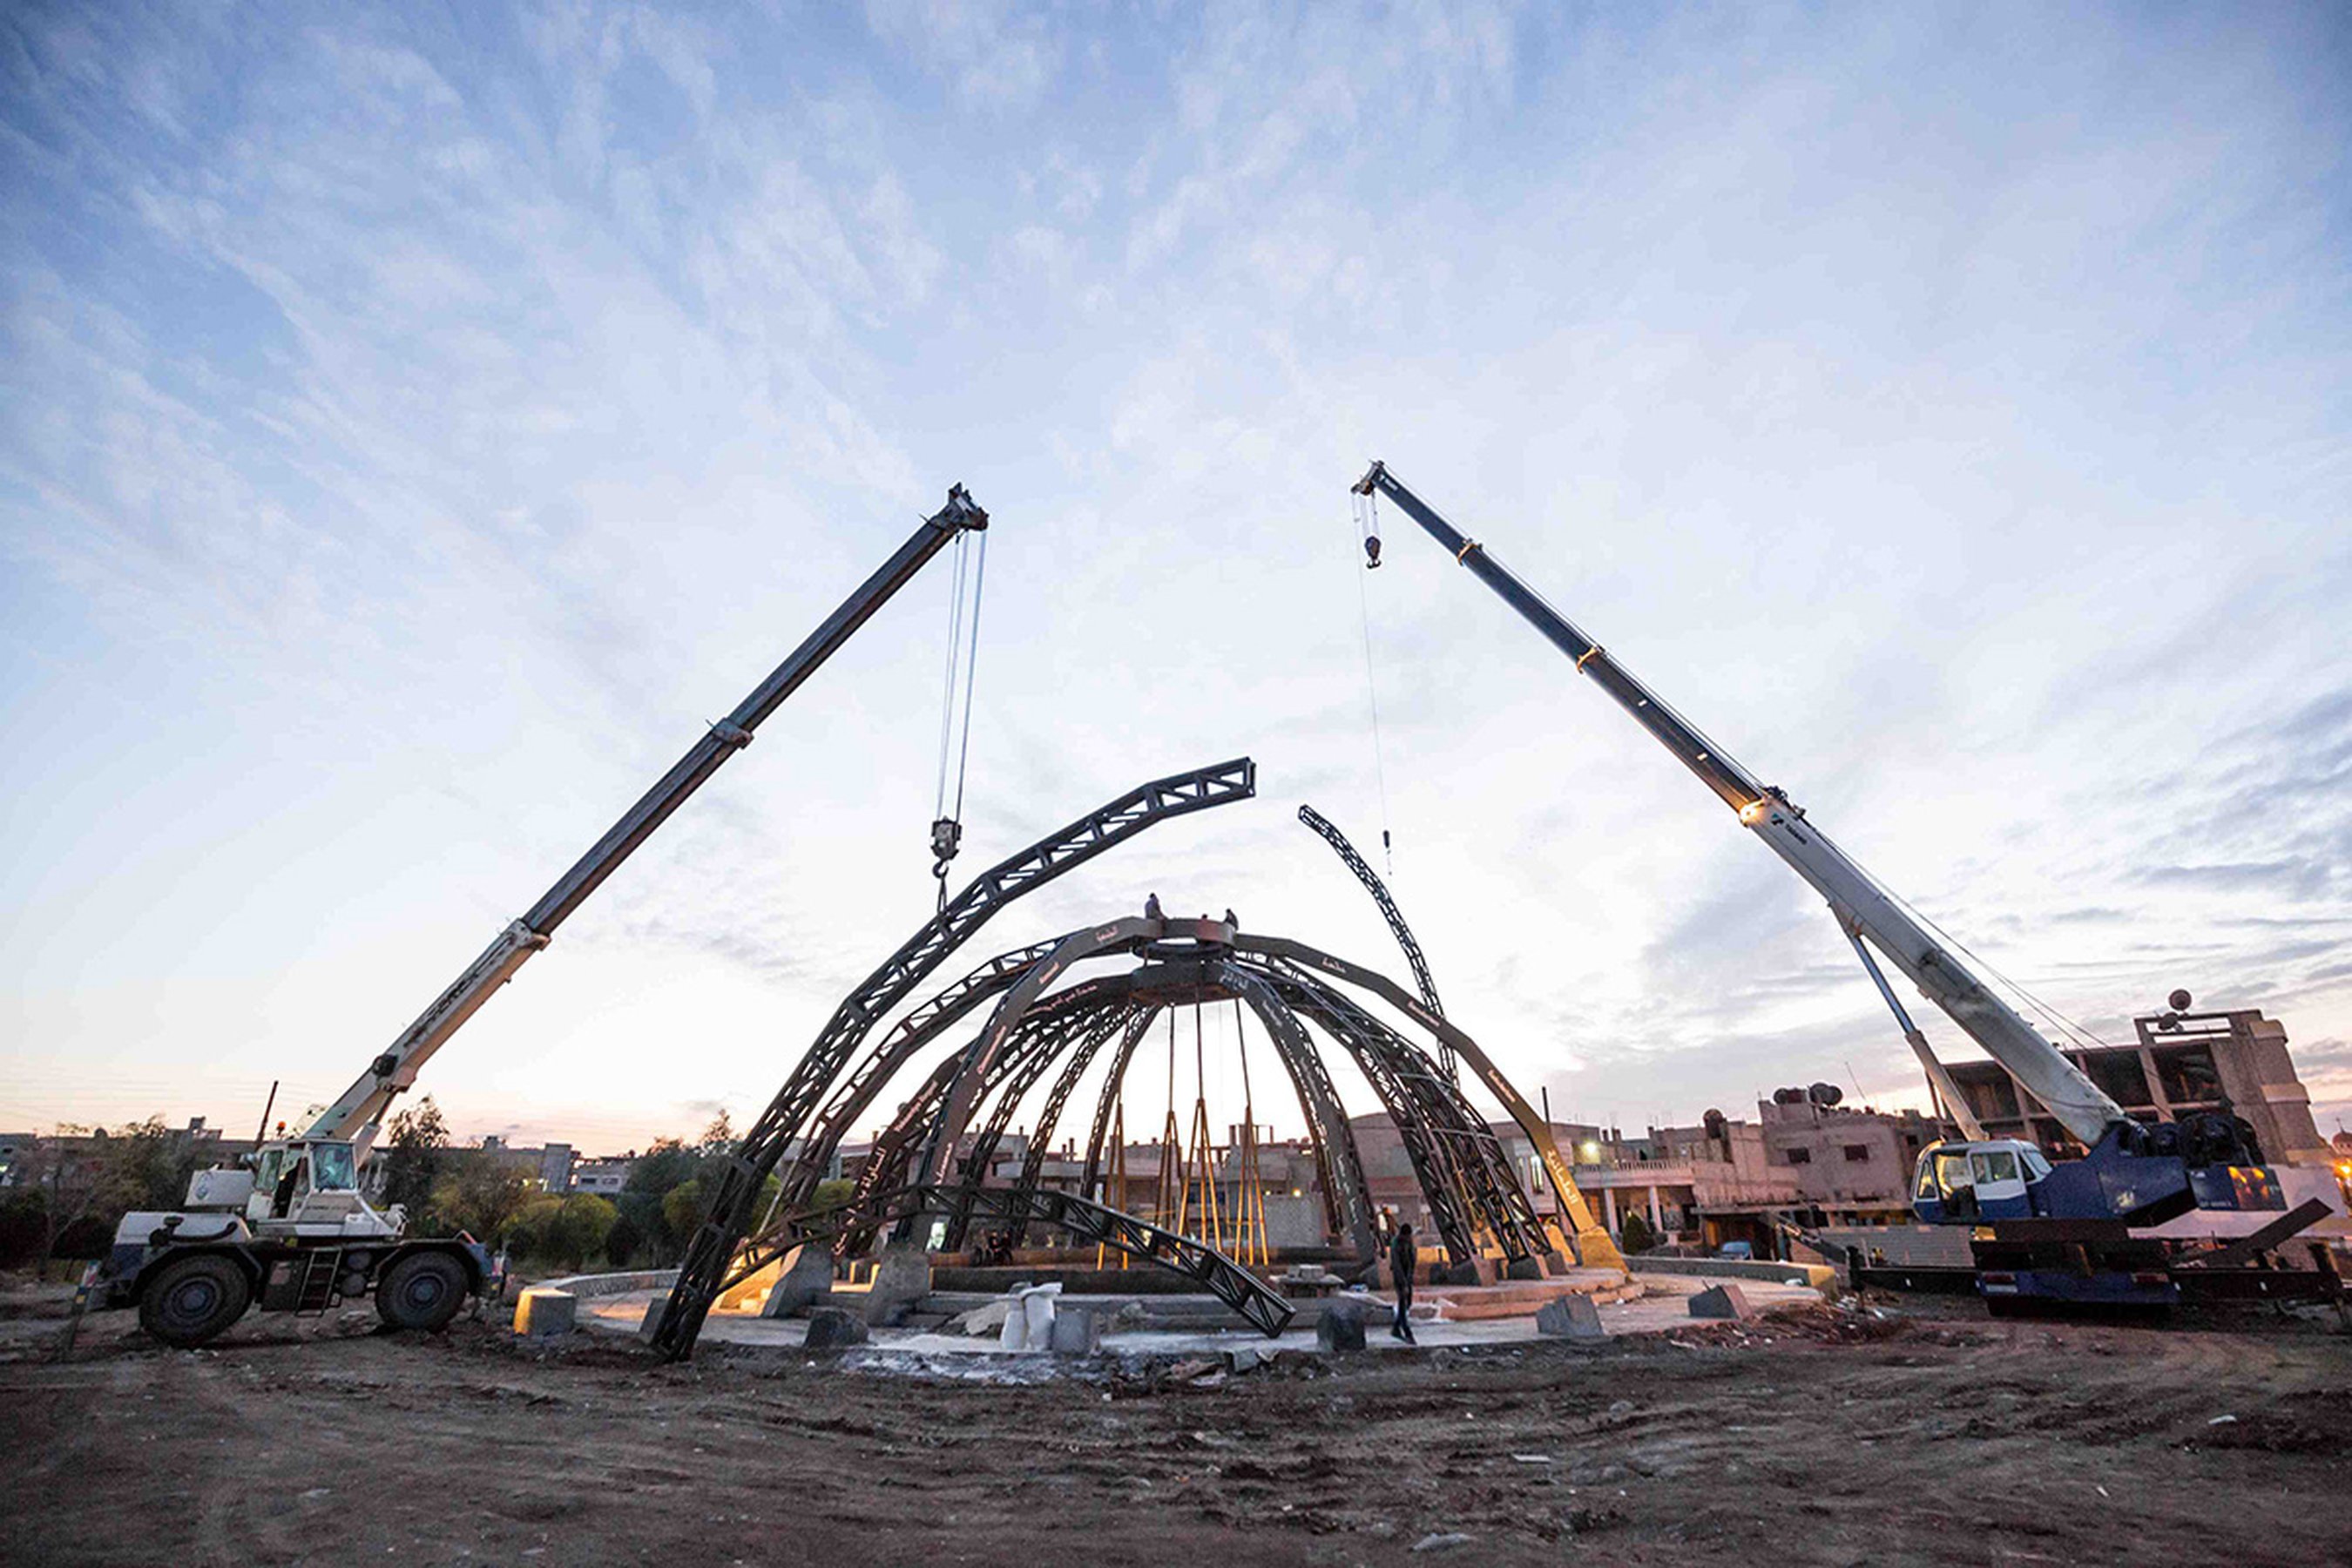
1144 893 1165 921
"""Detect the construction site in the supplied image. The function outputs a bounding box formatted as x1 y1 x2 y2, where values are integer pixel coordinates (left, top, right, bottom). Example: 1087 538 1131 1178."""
7 8 2352 1566
5 453 2349 1565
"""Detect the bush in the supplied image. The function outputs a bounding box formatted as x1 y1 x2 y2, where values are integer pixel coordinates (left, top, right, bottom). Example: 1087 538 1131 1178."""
506 1193 617 1272
1617 1212 1656 1254
0 1191 48 1270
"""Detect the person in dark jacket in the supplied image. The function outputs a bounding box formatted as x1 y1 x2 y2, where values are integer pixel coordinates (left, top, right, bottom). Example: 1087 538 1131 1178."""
1389 1223 1417 1342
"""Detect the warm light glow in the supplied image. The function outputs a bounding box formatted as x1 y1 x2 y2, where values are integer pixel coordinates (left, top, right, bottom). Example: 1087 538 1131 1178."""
1738 800 1768 825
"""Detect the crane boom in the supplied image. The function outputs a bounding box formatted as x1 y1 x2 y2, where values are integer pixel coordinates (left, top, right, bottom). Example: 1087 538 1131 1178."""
308 486 990 1152
1353 461 2126 1147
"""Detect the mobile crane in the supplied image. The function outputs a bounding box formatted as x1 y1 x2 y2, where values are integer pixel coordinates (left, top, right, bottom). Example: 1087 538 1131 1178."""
1355 460 2344 1314
102 486 990 1347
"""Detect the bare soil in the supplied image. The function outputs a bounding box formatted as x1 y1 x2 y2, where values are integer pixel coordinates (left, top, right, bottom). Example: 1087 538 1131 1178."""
3 1295 2348 1566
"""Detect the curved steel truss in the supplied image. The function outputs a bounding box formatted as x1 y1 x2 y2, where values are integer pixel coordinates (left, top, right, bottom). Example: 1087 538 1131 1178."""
650 758 1256 1361
647 763 1620 1363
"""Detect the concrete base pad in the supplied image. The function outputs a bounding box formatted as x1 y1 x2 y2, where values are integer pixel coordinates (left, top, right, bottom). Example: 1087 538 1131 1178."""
575 1269 1819 1361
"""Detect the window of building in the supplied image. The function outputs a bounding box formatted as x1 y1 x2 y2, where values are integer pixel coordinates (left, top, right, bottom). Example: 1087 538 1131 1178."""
1842 1144 1871 1163
1781 1147 1812 1166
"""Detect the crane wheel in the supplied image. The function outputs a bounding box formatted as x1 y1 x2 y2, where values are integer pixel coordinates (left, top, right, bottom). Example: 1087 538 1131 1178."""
139 1254 252 1348
375 1250 468 1333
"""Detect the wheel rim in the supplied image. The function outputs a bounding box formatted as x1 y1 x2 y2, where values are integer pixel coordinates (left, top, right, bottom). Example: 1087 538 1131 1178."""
402 1270 449 1312
168 1276 220 1325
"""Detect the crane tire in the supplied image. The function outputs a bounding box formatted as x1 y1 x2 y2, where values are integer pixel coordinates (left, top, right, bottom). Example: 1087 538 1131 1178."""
376 1250 468 1333
140 1254 251 1348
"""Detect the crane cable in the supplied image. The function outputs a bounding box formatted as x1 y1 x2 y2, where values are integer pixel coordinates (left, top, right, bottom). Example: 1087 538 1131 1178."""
929 525 989 909
1348 489 1397 877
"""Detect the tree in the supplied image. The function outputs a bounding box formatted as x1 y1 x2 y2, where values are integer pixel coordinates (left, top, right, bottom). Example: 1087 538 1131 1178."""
1618 1211 1656 1254
661 1178 710 1247
378 1098 450 1222
506 1193 618 1271
605 1209 645 1268
0 1191 46 1270
624 1139 699 1200
430 1151 537 1246
23 1117 200 1262
693 1111 736 1156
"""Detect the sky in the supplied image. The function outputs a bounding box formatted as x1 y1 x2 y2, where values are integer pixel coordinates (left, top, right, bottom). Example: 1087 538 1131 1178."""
3 2 2349 1160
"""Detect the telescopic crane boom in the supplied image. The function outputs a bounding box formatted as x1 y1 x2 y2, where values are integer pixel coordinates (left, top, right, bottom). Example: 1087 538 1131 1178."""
309 485 990 1157
1351 461 2125 1147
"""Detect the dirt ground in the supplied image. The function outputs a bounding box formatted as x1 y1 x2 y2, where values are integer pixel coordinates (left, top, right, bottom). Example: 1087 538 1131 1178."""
3 1293 2348 1567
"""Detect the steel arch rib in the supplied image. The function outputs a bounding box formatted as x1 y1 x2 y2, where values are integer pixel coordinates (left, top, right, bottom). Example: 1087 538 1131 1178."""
652 757 1255 1362
1234 934 1624 1270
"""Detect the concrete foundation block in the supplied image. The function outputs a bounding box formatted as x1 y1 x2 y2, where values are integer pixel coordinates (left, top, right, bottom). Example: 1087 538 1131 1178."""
1317 1299 1369 1352
1686 1282 1754 1320
861 1246 932 1326
1535 1294 1605 1340
761 1244 837 1320
512 1288 576 1338
804 1305 871 1349
1505 1256 1545 1281
1048 1308 1100 1355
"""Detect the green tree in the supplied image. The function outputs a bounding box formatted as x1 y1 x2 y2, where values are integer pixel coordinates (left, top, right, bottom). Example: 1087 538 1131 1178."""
430 1151 537 1245
1618 1211 1656 1254
506 1193 617 1271
378 1098 450 1222
660 1178 710 1247
604 1209 645 1268
809 1178 855 1213
623 1138 699 1200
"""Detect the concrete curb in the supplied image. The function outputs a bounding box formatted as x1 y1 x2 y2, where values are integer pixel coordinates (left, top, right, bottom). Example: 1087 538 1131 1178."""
1628 1256 1836 1292
532 1268 680 1300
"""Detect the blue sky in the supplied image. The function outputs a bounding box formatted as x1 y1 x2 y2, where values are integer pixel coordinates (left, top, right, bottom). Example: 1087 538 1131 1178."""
4 3 2349 1156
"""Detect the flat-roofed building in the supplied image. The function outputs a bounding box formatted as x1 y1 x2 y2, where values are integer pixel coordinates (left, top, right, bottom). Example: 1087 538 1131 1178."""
1943 1006 2328 1166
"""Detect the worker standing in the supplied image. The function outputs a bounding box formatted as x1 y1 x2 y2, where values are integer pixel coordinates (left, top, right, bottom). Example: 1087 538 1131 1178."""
1389 1222 1417 1342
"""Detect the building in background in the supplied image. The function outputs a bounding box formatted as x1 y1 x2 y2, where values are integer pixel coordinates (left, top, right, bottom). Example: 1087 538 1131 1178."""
1943 1006 2329 1166
476 1136 575 1193
567 1155 635 1196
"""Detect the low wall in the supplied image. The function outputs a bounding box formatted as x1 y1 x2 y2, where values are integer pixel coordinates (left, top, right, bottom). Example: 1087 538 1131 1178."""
1629 1256 1835 1291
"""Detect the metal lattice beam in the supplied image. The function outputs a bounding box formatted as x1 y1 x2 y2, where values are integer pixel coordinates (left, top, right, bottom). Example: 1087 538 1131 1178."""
649 759 1255 1361
757 1184 1295 1337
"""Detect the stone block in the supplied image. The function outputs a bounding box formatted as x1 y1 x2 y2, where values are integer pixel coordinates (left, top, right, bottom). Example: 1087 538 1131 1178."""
1535 1294 1605 1340
1317 1299 1369 1352
512 1288 575 1338
860 1245 932 1325
1686 1282 1754 1320
1505 1256 1545 1281
761 1244 838 1320
804 1305 870 1349
1048 1308 1100 1355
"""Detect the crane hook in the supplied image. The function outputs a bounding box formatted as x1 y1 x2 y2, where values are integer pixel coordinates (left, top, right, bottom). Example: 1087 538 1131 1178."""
1363 534 1382 569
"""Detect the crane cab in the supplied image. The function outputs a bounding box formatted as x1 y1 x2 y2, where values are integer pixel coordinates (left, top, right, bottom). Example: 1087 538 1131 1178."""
1911 1139 2053 1225
233 1139 399 1240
